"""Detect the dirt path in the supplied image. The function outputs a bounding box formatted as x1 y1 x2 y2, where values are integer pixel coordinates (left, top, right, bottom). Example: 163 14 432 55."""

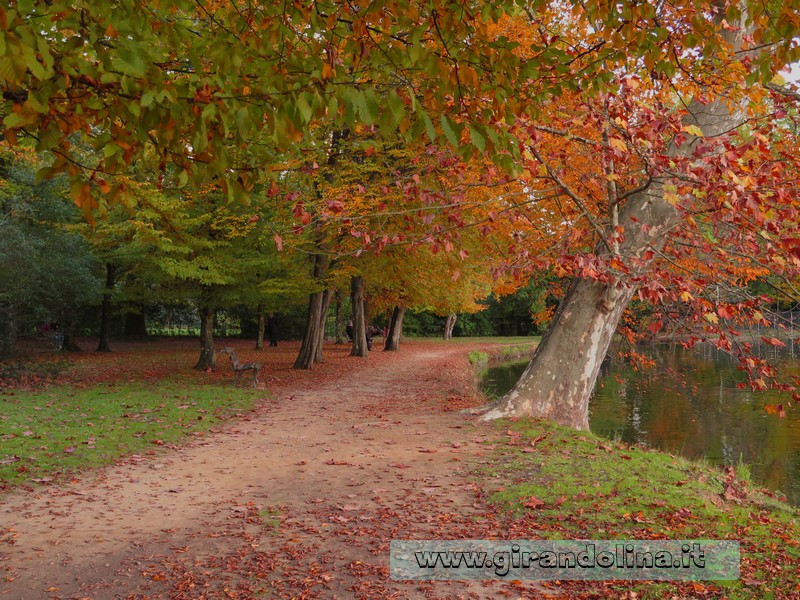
1 341 542 599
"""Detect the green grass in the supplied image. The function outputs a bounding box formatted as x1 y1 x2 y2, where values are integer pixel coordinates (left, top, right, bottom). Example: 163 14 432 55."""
478 418 800 598
468 350 489 365
258 505 283 536
0 379 260 487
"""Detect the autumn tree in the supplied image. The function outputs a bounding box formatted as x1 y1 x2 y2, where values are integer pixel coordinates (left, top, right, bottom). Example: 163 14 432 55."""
4 1 800 428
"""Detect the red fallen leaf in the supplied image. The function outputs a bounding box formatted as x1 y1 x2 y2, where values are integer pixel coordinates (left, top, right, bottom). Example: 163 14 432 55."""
418 449 437 453
338 505 360 512
324 459 354 466
389 463 411 469
529 434 546 448
523 496 545 509
63 446 76 454
742 577 766 586
247 215 259 224
552 495 567 507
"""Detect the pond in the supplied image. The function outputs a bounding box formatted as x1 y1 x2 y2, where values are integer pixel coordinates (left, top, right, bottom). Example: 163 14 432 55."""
482 344 800 505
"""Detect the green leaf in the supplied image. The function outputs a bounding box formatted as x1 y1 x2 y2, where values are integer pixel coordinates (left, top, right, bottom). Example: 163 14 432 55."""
112 47 147 78
296 93 313 123
421 111 436 142
388 91 405 119
3 112 34 128
364 90 380 124
469 125 486 153
141 89 157 107
440 115 459 147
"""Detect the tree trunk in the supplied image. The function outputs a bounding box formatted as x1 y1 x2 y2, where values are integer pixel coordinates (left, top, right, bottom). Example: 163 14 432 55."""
485 23 747 428
96 263 116 352
124 310 148 338
194 306 216 370
0 299 15 357
480 5 751 430
293 253 330 369
255 305 265 350
313 289 332 364
350 275 369 357
443 313 457 340
62 319 82 352
482 277 636 429
334 290 348 344
384 305 406 351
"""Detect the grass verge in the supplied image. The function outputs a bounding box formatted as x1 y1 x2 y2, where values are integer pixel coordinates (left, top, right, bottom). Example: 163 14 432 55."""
0 379 260 488
478 418 800 599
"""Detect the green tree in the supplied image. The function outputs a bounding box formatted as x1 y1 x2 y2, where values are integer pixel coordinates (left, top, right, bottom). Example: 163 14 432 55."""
0 151 101 353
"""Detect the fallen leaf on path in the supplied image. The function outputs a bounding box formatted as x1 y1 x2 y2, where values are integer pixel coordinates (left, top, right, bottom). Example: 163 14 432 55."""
324 459 355 466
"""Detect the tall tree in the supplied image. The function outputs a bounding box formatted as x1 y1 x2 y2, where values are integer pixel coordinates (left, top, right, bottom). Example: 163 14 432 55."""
5 0 800 427
480 6 800 428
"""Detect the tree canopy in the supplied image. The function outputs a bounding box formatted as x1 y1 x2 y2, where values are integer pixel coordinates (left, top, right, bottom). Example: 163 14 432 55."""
4 0 800 427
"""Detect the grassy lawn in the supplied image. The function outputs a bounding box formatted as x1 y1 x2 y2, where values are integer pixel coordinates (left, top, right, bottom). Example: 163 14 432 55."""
0 378 260 488
479 418 800 599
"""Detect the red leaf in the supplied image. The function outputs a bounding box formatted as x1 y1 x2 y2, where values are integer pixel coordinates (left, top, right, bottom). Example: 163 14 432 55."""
274 233 283 251
523 496 545 509
717 305 734 319
761 336 786 347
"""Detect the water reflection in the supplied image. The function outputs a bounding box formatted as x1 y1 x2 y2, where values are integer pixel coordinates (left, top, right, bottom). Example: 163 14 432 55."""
482 344 800 505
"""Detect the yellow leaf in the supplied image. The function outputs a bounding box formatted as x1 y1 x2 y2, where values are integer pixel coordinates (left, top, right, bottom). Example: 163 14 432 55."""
704 312 719 324
680 291 693 302
609 137 627 152
682 124 704 137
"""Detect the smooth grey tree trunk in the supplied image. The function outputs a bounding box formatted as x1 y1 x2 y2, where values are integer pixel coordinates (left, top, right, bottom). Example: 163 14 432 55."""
255 305 265 350
294 253 330 369
443 313 457 340
484 14 746 430
350 275 369 357
313 289 332 364
334 290 348 344
384 305 406 351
